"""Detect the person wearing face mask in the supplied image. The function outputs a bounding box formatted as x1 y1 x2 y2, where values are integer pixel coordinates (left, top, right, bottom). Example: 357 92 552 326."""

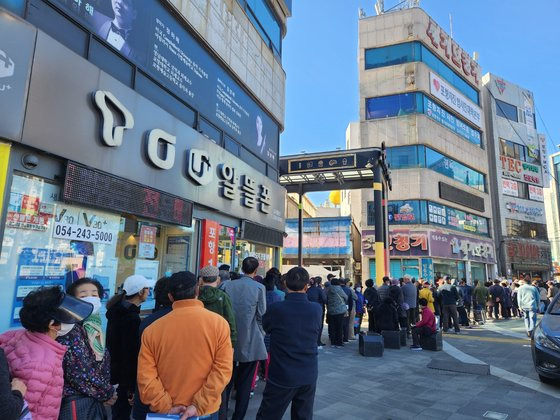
57 278 116 419
0 286 93 420
106 275 154 420
353 284 365 335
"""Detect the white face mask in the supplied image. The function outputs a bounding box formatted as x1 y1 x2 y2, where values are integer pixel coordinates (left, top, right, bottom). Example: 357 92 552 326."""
57 323 75 337
356 288 362 293
81 296 102 314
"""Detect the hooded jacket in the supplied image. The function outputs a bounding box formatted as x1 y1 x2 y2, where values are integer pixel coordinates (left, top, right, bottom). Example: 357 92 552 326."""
327 285 348 316
0 329 66 420
374 299 399 332
106 299 141 389
198 286 237 347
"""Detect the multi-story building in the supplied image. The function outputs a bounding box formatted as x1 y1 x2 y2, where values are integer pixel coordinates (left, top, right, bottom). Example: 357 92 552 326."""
0 0 290 331
544 152 560 275
349 6 496 284
482 74 552 280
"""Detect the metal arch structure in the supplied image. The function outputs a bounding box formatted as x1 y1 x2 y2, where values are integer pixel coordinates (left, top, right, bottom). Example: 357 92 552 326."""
279 146 392 282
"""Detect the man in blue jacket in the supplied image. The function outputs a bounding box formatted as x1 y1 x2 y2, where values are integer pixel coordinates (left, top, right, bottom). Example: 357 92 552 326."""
256 267 322 420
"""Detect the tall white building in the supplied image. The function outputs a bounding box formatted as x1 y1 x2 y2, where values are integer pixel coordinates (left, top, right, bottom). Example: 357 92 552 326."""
482 74 552 280
350 7 496 284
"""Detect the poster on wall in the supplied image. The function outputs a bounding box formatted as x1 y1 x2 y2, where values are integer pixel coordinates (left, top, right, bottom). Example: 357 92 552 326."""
138 225 157 259
388 201 421 224
51 0 280 166
500 155 542 185
502 179 519 197
164 235 190 275
11 248 76 326
0 175 123 330
528 185 544 202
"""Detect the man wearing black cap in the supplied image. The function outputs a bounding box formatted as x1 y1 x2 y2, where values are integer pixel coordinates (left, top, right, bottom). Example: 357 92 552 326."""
137 271 233 419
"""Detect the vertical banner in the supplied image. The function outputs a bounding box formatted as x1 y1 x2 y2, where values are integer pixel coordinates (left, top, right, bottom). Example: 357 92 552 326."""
421 258 434 283
0 143 10 216
200 219 220 268
539 134 549 187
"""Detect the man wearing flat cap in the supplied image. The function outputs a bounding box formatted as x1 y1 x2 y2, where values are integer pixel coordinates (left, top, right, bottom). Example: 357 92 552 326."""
137 271 233 419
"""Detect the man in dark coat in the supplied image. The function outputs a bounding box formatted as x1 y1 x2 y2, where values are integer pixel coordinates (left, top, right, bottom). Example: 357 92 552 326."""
363 279 380 332
488 280 504 320
374 298 400 333
256 267 322 420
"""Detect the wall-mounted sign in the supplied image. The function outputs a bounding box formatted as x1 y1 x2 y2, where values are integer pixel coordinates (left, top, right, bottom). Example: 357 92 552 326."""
138 225 157 259
495 78 506 95
528 185 544 202
200 219 220 268
506 240 551 268
427 202 488 236
539 134 549 186
500 156 542 186
425 19 480 86
502 179 519 197
287 154 356 174
284 218 352 257
429 73 482 128
51 0 279 166
423 96 481 146
22 33 286 232
429 231 495 263
421 258 434 283
362 229 429 257
522 92 535 129
505 201 544 221
388 201 422 224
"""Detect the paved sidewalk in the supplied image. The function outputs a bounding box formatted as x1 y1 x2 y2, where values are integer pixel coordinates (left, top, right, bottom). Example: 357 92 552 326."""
238 324 560 419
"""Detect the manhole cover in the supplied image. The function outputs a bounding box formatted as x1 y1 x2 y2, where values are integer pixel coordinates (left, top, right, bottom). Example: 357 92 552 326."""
483 411 508 420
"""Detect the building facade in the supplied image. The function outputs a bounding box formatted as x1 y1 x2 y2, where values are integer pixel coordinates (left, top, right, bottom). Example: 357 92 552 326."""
544 152 560 276
482 74 552 280
0 0 290 331
350 7 496 284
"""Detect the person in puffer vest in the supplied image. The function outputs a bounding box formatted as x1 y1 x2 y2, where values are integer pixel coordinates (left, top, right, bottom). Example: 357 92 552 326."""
0 287 93 420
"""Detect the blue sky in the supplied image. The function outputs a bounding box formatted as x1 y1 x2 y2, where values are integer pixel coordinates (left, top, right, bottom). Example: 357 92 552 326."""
281 0 560 205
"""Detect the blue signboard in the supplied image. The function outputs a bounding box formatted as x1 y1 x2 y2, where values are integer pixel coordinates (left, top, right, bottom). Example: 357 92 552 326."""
424 96 481 146
427 201 489 236
421 258 434 283
51 0 280 166
11 248 75 326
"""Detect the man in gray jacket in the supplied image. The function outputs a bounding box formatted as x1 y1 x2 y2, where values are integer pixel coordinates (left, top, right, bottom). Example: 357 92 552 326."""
402 275 418 333
517 278 541 337
222 257 267 420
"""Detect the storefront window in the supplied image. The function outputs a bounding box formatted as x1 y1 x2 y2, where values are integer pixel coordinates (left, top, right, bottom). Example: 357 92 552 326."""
235 240 275 277
433 259 465 280
218 226 236 268
470 262 486 284
0 173 196 330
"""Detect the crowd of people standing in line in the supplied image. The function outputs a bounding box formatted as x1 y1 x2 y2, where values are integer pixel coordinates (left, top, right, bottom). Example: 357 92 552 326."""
0 258 324 420
1 260 558 420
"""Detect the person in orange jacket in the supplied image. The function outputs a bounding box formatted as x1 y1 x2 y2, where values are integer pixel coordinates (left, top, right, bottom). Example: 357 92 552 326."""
137 271 233 419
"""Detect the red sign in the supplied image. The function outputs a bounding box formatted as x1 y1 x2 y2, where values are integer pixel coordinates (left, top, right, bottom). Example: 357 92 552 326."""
425 19 480 86
200 219 220 268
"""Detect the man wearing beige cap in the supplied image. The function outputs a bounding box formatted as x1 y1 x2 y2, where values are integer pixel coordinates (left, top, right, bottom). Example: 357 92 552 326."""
198 265 237 347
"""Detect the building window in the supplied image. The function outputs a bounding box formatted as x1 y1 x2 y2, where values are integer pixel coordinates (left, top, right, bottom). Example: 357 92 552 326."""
239 0 282 57
198 117 222 145
365 41 479 105
495 99 518 122
499 138 539 164
366 93 482 147
365 93 421 119
506 219 547 240
385 146 486 192
425 148 486 192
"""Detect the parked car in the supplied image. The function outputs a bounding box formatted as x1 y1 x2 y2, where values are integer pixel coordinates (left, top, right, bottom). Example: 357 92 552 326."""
532 292 560 383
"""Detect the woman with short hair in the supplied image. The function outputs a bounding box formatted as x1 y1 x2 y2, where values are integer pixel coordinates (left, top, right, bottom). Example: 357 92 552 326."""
0 287 92 420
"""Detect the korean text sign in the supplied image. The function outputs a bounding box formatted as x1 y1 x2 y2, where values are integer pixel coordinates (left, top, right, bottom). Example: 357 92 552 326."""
200 219 221 268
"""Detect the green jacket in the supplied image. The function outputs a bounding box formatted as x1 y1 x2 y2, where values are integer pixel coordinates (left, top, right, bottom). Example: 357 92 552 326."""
473 285 489 306
199 286 237 347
